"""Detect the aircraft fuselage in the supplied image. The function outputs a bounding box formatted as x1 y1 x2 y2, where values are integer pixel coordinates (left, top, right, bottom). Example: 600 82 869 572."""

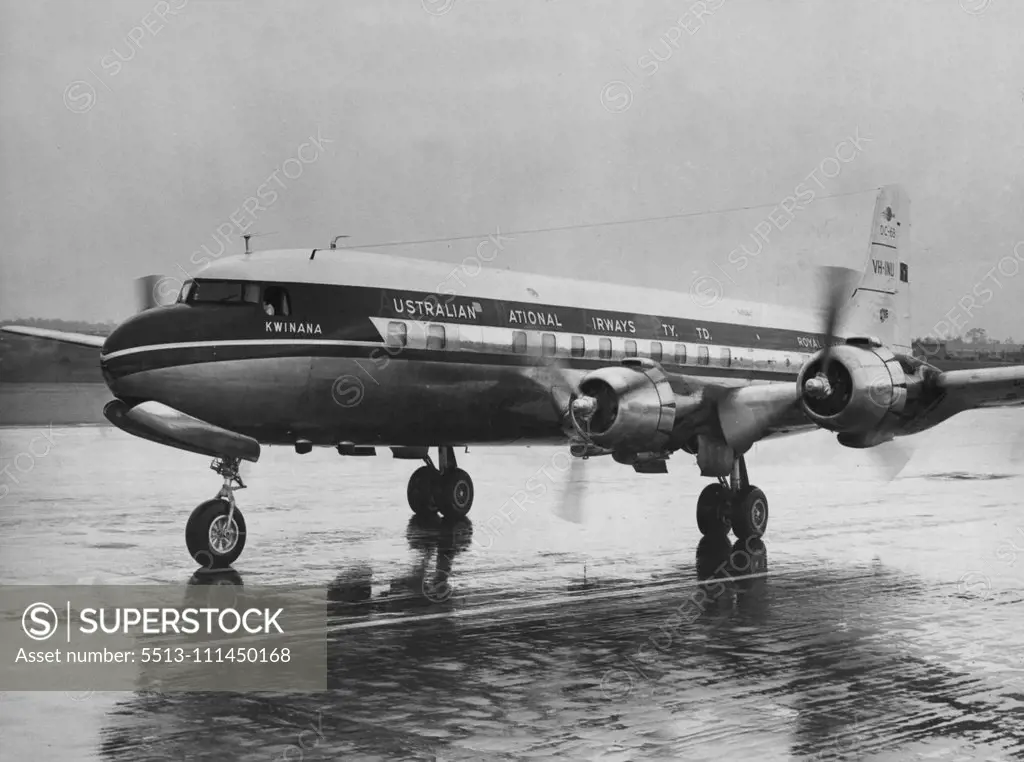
100 251 831 448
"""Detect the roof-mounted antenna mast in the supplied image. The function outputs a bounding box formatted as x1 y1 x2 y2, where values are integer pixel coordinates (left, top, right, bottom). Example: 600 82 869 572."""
241 232 276 255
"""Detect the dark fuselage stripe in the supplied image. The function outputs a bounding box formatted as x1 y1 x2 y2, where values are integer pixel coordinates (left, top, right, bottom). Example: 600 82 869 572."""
103 280 837 357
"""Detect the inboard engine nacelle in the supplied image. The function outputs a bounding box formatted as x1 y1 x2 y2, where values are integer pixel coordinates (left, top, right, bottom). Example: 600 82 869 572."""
796 342 908 438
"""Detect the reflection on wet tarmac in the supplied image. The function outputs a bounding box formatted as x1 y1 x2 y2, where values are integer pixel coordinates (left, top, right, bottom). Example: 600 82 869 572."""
3 423 1024 760
90 524 1023 761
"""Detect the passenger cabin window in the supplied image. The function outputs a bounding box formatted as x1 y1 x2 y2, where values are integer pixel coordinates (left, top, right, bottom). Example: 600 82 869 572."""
542 333 557 357
599 338 612 360
698 346 709 366
188 280 260 306
675 343 687 365
262 285 291 316
571 336 585 358
624 339 637 357
721 348 732 367
650 341 663 362
427 324 446 350
512 331 527 354
387 322 407 348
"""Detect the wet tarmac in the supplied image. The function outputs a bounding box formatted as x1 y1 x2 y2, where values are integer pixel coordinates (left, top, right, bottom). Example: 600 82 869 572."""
1 410 1023 761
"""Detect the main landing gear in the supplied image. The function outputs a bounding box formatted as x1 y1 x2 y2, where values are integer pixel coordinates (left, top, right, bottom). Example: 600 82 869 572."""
407 446 475 520
695 454 768 540
185 457 247 570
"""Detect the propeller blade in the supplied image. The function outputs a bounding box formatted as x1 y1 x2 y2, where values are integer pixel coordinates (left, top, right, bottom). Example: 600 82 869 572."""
525 358 578 418
817 266 859 376
866 438 914 482
720 266 860 453
1008 429 1024 467
553 454 586 523
134 275 179 312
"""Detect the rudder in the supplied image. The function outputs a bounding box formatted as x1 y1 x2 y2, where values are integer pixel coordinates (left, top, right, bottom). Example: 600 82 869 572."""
843 184 911 354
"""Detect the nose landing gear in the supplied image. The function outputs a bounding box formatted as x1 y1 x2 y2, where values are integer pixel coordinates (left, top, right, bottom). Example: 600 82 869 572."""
406 446 475 519
185 457 247 570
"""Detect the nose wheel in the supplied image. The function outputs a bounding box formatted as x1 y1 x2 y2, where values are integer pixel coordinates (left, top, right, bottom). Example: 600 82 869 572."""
185 457 247 570
406 446 475 519
695 455 768 540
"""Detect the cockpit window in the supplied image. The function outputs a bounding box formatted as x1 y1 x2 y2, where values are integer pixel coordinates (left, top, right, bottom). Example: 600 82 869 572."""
176 280 194 303
262 286 291 317
188 280 260 305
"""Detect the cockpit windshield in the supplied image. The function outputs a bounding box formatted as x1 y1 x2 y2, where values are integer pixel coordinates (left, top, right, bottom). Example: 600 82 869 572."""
187 280 261 305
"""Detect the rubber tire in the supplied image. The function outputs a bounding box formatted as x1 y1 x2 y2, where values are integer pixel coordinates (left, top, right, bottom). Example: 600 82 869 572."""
185 498 246 570
696 483 732 536
408 466 438 516
435 468 474 519
732 486 769 540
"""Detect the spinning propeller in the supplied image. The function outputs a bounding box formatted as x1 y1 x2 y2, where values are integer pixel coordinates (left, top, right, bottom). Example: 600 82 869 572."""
527 359 597 523
134 274 174 312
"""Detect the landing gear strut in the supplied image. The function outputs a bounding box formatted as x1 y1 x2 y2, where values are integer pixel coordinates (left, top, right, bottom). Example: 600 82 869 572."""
695 455 768 540
406 446 474 519
185 457 248 570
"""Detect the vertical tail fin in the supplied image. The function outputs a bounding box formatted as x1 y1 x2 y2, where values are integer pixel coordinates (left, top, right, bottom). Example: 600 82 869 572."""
844 185 911 354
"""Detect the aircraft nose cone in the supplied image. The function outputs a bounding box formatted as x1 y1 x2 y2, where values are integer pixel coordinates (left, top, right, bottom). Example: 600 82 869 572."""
100 307 179 398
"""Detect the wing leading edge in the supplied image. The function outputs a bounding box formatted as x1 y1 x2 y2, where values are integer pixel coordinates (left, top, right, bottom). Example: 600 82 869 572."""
0 325 107 349
936 365 1024 409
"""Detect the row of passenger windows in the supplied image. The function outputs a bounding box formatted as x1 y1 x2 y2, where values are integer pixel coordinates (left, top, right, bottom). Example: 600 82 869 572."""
381 321 794 368
521 331 719 364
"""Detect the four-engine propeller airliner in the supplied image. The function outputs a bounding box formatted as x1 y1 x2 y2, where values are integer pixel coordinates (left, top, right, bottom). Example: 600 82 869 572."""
5 184 1024 570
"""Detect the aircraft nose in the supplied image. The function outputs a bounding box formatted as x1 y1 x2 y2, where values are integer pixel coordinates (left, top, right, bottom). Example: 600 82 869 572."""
100 307 177 398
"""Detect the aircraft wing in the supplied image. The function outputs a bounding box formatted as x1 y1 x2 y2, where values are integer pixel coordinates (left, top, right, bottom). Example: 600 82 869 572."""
935 365 1024 409
0 325 107 349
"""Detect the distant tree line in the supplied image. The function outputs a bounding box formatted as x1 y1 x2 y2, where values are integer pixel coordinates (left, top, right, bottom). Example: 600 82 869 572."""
912 328 1023 364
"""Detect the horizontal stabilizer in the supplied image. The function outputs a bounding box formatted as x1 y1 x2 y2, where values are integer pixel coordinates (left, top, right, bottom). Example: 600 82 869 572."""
104 399 261 462
1 325 107 349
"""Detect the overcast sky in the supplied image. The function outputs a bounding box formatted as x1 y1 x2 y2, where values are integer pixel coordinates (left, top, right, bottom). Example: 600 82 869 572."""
1 0 1022 339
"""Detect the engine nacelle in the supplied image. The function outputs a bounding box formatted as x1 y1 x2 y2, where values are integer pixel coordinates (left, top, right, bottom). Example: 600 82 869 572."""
569 358 676 452
796 342 907 436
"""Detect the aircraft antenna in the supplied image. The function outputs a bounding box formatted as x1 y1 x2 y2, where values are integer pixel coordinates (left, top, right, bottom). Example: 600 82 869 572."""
330 235 350 249
241 232 277 255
